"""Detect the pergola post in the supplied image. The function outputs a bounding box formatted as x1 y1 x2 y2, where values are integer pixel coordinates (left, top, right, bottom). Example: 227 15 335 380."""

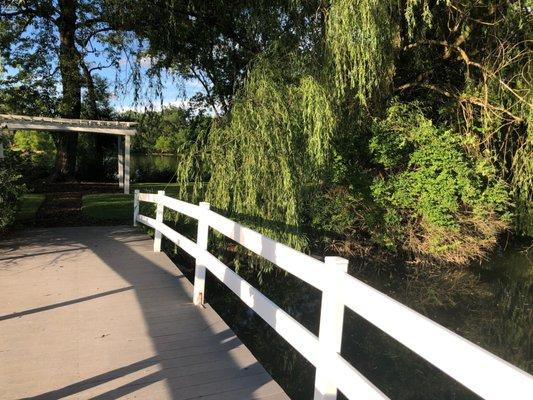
124 134 130 194
117 136 124 188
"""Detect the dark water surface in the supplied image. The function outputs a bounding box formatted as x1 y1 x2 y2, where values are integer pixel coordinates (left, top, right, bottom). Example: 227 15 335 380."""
130 154 179 182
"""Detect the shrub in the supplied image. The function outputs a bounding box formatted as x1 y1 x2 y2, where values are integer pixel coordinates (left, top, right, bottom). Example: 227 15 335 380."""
0 164 26 232
12 130 55 154
370 102 510 264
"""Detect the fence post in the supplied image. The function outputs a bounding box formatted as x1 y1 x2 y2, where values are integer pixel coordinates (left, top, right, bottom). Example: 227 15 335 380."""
314 256 349 400
153 190 165 252
194 201 210 306
133 190 140 226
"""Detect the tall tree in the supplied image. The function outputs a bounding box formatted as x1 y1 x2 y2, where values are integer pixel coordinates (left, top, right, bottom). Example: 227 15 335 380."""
54 0 81 178
0 0 127 179
108 0 317 114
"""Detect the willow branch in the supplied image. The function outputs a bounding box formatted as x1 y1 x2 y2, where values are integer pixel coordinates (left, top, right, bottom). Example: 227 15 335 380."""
403 40 532 108
396 82 523 122
190 68 220 117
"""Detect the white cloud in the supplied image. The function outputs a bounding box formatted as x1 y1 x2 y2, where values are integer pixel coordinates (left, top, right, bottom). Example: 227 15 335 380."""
114 99 207 114
117 56 154 68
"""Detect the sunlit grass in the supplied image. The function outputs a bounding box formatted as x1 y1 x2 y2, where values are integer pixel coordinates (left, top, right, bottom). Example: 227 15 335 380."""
82 183 201 222
82 193 133 222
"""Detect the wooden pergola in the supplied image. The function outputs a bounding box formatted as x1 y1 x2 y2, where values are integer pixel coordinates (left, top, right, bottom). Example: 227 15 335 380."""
0 114 137 194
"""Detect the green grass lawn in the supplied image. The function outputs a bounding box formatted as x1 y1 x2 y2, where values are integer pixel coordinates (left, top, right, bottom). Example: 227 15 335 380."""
82 183 202 222
132 182 181 190
82 193 134 222
132 182 182 195
15 194 46 222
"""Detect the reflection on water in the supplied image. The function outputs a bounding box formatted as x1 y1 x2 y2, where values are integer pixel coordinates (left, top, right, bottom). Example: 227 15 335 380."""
130 154 179 182
78 154 179 182
167 235 531 400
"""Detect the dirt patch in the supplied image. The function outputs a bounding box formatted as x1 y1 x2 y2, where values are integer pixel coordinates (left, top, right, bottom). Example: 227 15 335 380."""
33 182 120 194
34 182 121 227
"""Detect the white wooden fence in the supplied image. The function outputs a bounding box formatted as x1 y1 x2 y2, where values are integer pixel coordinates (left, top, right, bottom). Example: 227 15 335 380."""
134 190 533 400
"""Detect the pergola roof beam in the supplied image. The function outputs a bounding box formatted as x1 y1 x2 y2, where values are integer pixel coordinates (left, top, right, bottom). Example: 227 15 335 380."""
0 114 137 136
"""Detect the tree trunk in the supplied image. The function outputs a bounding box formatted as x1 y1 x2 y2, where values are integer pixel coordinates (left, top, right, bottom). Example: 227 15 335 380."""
81 61 105 180
52 0 81 181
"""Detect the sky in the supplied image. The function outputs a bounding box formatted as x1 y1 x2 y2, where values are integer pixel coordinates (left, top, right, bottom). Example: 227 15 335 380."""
74 29 211 112
3 21 210 115
94 58 206 112
82 39 208 112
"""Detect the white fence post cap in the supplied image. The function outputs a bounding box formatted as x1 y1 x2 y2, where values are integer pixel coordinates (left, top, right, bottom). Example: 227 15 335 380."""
324 256 348 273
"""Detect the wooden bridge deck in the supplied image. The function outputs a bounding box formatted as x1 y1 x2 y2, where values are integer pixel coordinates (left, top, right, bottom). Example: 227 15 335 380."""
0 226 288 400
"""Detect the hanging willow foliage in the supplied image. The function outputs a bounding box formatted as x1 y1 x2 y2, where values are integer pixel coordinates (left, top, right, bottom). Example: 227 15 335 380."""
325 0 396 102
512 130 532 235
175 0 531 269
177 52 336 252
176 1 395 253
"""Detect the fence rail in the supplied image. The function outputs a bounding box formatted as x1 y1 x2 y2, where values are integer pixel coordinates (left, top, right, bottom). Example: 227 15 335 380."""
134 190 533 400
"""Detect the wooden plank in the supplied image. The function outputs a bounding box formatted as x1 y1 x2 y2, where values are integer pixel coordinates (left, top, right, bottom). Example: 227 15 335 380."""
138 192 158 202
0 113 136 126
153 191 164 251
205 210 327 291
136 194 533 400
136 215 322 366
133 215 385 400
340 272 533 400
314 257 349 400
160 194 201 219
0 226 288 400
193 201 210 305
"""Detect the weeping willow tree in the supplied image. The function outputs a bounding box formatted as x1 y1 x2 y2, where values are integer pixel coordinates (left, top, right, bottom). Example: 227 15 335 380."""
178 53 335 252
174 0 531 269
176 0 393 252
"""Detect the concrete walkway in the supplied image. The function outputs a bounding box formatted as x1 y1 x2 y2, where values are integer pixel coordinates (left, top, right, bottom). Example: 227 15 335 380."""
0 226 288 400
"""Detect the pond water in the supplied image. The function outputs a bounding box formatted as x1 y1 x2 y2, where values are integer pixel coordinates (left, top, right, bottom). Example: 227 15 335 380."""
74 154 179 182
140 155 532 398
130 154 180 182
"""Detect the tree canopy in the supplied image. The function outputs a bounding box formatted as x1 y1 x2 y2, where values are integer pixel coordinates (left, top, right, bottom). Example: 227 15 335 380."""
0 0 133 178
1 0 531 266
162 0 530 266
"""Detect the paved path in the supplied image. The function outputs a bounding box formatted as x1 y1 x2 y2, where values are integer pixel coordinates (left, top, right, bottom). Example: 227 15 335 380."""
0 226 288 400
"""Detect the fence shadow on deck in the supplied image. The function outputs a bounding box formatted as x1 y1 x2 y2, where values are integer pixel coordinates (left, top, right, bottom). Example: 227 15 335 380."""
0 226 282 399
